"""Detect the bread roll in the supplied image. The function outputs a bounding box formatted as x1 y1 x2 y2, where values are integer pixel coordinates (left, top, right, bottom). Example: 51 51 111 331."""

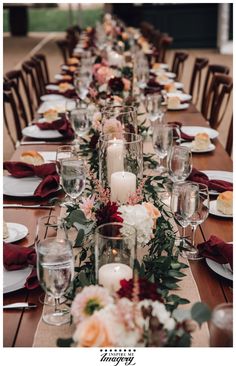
217 191 233 215
167 96 181 109
3 221 9 240
193 133 210 150
67 57 79 65
59 82 73 93
43 108 58 122
21 151 44 166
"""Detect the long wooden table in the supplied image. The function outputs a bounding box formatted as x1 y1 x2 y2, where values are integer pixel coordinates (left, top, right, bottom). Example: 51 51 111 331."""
3 107 233 347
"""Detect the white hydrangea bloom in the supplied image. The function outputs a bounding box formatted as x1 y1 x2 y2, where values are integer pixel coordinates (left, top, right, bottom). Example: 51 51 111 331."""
139 300 176 331
119 204 153 246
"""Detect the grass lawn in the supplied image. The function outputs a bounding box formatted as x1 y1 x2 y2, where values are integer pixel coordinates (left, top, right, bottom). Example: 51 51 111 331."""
3 7 103 32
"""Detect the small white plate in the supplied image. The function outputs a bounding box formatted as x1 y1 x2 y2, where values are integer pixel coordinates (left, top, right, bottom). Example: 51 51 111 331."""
46 84 59 91
167 92 192 102
209 200 233 218
206 258 233 281
37 100 69 114
181 141 215 153
201 170 233 196
3 176 42 197
54 74 72 81
4 223 28 244
22 125 62 139
3 266 32 294
40 94 66 102
174 82 184 89
168 103 189 111
181 126 219 139
40 151 57 162
37 117 60 123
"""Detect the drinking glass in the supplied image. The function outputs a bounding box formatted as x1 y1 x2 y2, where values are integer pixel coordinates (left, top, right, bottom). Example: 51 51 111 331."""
70 107 91 144
209 303 233 347
168 146 192 183
61 158 86 204
56 146 76 175
145 93 164 124
152 124 173 174
181 183 209 260
36 216 74 325
170 183 193 251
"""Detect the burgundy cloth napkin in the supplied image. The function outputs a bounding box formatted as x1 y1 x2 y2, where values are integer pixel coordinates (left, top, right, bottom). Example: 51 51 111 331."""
36 116 75 139
3 243 39 289
3 161 59 198
188 168 233 192
47 88 77 99
198 235 233 270
144 79 162 95
167 121 194 141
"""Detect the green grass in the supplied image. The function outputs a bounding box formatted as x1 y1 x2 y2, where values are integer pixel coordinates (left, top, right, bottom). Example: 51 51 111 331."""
3 7 103 32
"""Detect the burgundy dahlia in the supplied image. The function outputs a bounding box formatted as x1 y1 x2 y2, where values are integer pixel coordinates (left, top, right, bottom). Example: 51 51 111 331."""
96 201 123 227
117 278 163 302
108 77 124 94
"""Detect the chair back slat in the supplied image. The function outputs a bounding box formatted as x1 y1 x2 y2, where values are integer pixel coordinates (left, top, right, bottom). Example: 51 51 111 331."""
189 58 209 105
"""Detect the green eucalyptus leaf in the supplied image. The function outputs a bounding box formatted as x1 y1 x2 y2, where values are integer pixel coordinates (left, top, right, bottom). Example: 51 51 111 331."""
57 338 74 347
191 302 211 326
75 229 85 247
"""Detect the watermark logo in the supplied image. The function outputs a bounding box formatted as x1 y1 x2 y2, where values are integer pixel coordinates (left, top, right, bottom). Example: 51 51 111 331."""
99 348 136 366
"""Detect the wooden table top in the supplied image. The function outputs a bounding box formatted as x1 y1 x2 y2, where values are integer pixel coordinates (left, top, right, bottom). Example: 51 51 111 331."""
3 106 233 347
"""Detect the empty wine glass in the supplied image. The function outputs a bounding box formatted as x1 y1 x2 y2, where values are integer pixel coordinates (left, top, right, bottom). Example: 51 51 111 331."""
36 215 74 325
70 107 91 144
56 146 76 175
152 124 173 174
170 182 193 252
145 93 164 124
168 146 192 183
61 158 86 205
181 183 209 260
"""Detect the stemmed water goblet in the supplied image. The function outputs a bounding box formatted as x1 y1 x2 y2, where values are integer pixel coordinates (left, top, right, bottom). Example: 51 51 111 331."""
35 215 74 323
181 183 210 260
152 123 173 174
69 107 92 145
61 158 86 205
168 145 192 183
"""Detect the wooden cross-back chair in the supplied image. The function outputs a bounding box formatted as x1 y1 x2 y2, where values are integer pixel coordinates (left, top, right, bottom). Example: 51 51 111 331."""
158 35 173 63
32 53 50 86
203 73 233 130
171 51 189 81
189 57 209 105
5 69 33 126
201 64 230 115
56 39 71 64
3 80 23 148
226 117 233 156
22 60 42 109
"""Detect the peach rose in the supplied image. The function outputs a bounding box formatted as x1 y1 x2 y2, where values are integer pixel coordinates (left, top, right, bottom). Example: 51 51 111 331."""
122 78 131 91
73 312 112 347
96 66 114 85
143 202 161 228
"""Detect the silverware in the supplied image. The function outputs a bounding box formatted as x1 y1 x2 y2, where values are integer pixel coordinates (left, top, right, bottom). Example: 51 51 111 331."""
20 141 66 145
3 302 37 310
3 204 55 209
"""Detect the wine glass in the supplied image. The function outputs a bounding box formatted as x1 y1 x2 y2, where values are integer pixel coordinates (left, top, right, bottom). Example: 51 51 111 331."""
70 107 91 144
36 215 74 325
209 303 233 347
102 105 138 134
181 183 209 260
152 124 173 174
145 93 164 124
168 145 192 183
170 182 193 252
61 158 86 205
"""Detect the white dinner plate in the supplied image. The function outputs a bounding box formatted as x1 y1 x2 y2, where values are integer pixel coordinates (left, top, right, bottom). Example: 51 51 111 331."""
22 125 63 139
4 223 28 244
181 126 219 139
3 176 42 197
201 170 233 196
206 258 233 281
37 100 69 114
39 151 57 162
54 74 72 81
167 92 192 102
181 141 216 153
37 117 60 123
168 103 189 111
3 266 32 294
40 94 66 102
209 200 233 218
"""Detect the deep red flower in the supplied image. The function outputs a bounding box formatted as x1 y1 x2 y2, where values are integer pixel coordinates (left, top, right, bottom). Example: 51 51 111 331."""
108 77 124 94
96 201 123 227
117 278 163 302
89 132 100 149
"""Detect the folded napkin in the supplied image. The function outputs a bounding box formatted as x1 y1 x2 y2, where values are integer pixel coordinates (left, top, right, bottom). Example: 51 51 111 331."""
188 168 233 192
167 121 194 141
47 88 77 99
3 161 59 198
3 243 39 289
144 79 162 95
198 235 233 270
36 116 75 139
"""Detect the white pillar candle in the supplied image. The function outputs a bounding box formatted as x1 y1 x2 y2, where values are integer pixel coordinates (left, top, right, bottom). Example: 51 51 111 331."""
110 171 136 204
98 263 133 292
106 139 124 184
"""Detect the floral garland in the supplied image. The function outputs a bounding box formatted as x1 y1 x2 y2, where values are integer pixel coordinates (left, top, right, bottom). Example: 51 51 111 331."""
56 16 211 347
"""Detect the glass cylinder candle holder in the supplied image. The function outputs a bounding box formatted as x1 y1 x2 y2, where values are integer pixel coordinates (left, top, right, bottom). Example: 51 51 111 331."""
95 222 137 293
99 132 143 204
101 105 138 134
